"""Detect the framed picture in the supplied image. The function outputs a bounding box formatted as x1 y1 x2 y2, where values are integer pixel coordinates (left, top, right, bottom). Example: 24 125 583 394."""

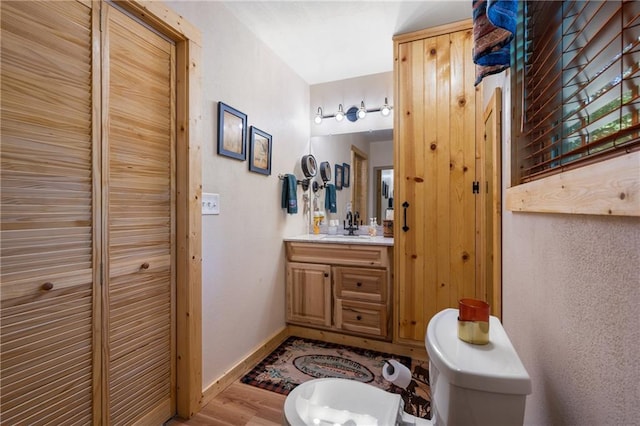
342 163 350 187
217 102 247 161
335 164 343 190
248 126 272 175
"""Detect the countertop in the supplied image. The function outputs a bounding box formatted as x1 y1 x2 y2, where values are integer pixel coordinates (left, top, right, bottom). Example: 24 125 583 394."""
284 234 394 246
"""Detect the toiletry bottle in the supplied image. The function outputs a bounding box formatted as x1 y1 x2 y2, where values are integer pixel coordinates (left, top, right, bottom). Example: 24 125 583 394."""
313 211 321 235
369 218 377 237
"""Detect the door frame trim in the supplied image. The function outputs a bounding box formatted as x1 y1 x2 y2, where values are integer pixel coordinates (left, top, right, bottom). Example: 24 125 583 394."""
113 1 203 418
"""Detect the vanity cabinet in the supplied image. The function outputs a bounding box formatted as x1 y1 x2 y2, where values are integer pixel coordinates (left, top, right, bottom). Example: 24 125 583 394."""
285 241 393 340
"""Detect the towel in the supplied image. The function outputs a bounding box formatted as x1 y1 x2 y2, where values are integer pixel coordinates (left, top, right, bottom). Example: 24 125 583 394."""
324 184 337 213
472 0 517 86
281 174 298 214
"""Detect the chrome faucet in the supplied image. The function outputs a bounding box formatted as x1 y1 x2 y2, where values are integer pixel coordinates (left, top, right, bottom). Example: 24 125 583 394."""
344 211 360 235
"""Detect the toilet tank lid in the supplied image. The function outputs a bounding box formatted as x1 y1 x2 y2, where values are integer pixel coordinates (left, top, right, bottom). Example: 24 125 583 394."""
426 309 532 395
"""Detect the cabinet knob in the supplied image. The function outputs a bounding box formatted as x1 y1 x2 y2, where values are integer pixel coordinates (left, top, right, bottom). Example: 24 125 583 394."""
141 262 150 270
42 282 54 291
356 282 362 287
356 315 362 321
324 273 329 277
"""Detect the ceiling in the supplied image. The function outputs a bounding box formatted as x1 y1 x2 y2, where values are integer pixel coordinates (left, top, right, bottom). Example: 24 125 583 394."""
222 1 472 85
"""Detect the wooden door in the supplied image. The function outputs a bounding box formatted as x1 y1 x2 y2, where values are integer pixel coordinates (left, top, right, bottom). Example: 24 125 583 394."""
102 4 176 425
480 88 503 320
2 2 183 423
0 1 97 423
351 146 368 219
394 24 478 344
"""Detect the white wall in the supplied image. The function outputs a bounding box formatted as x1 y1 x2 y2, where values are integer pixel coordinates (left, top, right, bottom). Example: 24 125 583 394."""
482 73 640 424
165 1 310 391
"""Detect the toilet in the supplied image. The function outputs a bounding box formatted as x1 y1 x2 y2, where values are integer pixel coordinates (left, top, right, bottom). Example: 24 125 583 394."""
283 308 531 425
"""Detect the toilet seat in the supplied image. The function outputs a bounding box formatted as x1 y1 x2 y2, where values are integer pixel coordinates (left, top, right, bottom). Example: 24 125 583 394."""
283 378 432 426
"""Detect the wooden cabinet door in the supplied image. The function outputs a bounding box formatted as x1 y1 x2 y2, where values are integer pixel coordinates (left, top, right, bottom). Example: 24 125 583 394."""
286 262 332 327
0 1 97 423
102 4 175 425
394 24 478 344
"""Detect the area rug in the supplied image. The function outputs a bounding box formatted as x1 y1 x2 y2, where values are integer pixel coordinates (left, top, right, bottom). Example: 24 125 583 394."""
240 336 432 419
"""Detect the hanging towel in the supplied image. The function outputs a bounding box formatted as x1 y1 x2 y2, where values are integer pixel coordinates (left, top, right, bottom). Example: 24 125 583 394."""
281 174 298 214
472 0 517 86
325 184 337 214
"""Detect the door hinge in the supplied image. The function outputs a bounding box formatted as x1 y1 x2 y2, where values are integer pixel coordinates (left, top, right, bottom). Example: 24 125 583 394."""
472 181 480 194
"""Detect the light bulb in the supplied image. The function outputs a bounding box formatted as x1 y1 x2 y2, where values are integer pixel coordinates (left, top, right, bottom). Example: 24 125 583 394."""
335 104 344 122
381 97 391 116
314 107 323 124
357 101 367 119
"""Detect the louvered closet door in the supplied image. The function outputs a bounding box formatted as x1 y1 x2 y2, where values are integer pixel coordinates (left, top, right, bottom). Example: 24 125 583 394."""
0 1 96 424
102 5 176 425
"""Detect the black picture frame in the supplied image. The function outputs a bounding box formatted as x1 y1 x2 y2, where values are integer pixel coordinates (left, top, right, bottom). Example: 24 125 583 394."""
248 126 272 175
335 164 343 190
217 102 247 161
342 163 350 187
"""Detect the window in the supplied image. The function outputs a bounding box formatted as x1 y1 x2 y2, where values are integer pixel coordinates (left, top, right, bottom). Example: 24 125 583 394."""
511 0 640 184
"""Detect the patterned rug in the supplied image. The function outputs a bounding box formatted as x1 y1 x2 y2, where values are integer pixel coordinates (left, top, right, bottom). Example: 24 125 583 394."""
240 336 432 419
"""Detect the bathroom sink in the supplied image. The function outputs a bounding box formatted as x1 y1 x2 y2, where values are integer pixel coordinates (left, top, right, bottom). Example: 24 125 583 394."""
320 234 371 242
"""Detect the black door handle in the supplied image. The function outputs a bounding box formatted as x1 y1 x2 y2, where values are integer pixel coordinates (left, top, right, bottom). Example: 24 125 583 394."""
402 201 410 232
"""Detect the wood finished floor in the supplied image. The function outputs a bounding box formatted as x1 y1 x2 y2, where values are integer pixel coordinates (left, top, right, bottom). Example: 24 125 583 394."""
168 382 286 426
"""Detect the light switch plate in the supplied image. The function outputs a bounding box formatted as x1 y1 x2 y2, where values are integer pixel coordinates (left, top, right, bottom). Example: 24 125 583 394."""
202 193 220 215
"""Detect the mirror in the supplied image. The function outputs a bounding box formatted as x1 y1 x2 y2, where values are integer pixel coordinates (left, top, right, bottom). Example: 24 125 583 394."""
309 129 393 225
301 154 317 178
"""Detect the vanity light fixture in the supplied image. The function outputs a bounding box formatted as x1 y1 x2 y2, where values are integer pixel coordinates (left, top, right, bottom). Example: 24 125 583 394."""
313 98 393 124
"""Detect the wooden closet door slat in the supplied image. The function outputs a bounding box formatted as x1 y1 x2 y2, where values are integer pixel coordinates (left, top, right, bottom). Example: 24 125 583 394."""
103 5 176 425
0 2 95 424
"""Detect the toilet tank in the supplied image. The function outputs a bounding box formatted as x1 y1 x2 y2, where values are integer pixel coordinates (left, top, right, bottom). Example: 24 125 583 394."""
426 309 532 426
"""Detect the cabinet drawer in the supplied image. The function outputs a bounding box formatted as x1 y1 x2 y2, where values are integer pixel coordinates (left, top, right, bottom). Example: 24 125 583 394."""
286 242 389 267
334 266 386 303
335 299 388 338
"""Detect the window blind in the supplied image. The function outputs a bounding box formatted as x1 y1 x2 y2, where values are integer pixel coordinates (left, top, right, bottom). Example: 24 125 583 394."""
516 0 640 183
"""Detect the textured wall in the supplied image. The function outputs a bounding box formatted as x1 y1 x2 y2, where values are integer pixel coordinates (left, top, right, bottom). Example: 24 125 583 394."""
503 212 640 425
482 72 640 424
165 1 310 391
